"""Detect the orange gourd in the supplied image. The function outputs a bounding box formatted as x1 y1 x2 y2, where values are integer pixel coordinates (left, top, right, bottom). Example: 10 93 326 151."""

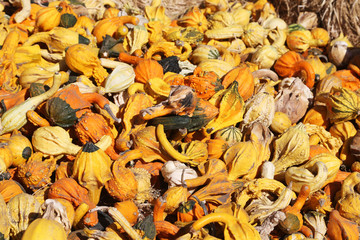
332 69 360 91
134 59 164 84
183 67 223 100
92 16 139 44
221 65 255 101
274 51 315 88
114 200 139 226
279 184 311 234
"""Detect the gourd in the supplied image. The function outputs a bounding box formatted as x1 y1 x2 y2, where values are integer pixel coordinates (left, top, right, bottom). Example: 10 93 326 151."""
204 81 245 135
192 212 261 240
7 193 42 240
270 112 292 134
105 150 140 202
177 6 209 33
183 67 223 100
279 184 311 234
327 210 359 240
221 65 254 101
213 126 243 147
23 27 89 53
16 152 56 191
0 180 25 202
21 218 67 240
0 194 9 240
0 72 61 135
92 16 140 44
71 142 112 205
35 1 77 31
134 59 164 84
274 51 315 88
336 172 360 224
65 44 108 86
0 130 32 167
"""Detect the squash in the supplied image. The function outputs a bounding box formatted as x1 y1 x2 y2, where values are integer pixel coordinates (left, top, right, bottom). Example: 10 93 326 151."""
274 51 315 88
21 218 67 240
177 6 209 33
35 1 77 31
213 126 242 147
92 16 139 44
0 130 32 167
0 180 24 202
183 67 223 100
279 184 311 234
16 152 56 191
105 150 140 202
204 81 245 135
270 112 292 134
7 193 42 240
114 200 139 226
71 142 112 205
221 65 254 101
65 44 108 86
327 210 359 240
47 178 98 227
134 59 164 84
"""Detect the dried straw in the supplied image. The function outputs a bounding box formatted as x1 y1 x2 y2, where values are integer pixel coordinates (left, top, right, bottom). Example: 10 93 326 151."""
270 0 360 45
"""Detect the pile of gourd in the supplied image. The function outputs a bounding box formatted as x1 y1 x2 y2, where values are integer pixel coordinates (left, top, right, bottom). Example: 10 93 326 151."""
1 0 360 239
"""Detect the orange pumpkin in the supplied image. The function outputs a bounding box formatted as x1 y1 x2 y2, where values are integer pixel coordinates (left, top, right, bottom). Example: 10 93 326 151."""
221 65 254 101
274 51 315 88
302 105 330 128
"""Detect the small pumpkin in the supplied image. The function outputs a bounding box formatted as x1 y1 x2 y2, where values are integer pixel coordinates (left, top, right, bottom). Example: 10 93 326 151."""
113 200 139 226
327 210 359 240
213 126 242 147
0 130 32 167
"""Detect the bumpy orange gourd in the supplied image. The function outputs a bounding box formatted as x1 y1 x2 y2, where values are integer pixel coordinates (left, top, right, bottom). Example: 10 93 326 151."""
184 67 223 100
